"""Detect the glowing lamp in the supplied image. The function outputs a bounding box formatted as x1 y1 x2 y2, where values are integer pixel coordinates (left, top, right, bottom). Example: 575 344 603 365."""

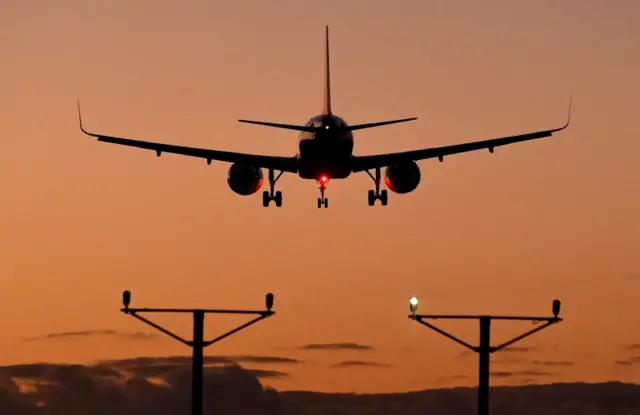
409 296 419 313
320 175 328 183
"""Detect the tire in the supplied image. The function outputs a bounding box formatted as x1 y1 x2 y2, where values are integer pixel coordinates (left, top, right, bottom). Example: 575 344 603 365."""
380 190 388 206
262 191 270 207
368 190 375 206
274 191 283 207
324 198 329 208
317 197 322 209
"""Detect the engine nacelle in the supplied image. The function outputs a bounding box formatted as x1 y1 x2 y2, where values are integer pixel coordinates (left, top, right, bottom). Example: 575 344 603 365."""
227 163 264 195
384 161 421 194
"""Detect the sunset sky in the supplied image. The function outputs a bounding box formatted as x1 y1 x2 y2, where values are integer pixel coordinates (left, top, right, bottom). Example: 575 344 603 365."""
1 0 639 394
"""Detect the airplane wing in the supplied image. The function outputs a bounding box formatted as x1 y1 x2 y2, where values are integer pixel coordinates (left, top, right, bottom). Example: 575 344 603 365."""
351 99 572 173
77 101 298 173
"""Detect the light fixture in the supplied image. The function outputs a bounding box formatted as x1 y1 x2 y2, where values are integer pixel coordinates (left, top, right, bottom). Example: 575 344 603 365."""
552 299 561 318
409 296 419 313
122 290 131 309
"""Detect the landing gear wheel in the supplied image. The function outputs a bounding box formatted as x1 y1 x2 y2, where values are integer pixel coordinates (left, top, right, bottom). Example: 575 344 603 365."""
368 190 375 206
262 169 284 207
317 197 322 209
324 198 328 208
365 167 389 207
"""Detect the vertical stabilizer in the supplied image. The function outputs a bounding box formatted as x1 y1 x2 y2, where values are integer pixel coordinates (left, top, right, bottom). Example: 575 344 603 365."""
322 25 332 115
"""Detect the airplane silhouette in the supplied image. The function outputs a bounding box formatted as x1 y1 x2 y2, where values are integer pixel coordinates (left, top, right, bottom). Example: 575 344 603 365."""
78 26 571 209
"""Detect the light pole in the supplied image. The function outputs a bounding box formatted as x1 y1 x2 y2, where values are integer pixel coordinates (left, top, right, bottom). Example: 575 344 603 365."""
121 290 276 415
408 296 563 415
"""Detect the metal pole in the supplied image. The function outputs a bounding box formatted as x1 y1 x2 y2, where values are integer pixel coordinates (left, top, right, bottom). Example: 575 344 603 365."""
120 291 275 415
478 317 491 415
407 298 563 415
192 310 204 415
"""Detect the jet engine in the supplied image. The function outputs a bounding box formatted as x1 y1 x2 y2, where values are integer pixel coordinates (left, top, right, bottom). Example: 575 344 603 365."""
384 161 421 194
227 163 264 195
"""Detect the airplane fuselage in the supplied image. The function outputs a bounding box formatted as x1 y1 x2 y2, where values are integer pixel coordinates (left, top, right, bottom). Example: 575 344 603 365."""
296 114 354 180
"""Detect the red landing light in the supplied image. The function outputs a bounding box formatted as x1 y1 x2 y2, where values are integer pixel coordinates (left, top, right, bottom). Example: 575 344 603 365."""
319 175 329 184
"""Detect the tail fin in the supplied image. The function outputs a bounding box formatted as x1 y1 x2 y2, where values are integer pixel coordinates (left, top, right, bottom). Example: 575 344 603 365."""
322 25 332 115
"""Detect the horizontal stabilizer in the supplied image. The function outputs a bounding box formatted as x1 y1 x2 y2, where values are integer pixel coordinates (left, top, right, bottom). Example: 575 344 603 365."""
238 117 418 133
238 119 315 132
345 117 418 131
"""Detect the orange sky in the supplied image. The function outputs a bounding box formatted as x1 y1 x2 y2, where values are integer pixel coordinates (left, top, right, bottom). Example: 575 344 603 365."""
1 0 639 393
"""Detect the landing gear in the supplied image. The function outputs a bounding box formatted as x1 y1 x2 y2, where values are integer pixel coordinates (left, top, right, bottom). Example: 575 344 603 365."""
262 168 284 208
263 190 282 207
317 176 329 208
365 167 388 206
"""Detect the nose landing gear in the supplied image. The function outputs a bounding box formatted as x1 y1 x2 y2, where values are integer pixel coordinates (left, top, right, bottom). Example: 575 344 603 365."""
317 175 329 208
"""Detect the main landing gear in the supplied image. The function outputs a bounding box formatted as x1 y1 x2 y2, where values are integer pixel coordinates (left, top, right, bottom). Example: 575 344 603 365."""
317 176 329 209
262 168 283 208
366 167 388 206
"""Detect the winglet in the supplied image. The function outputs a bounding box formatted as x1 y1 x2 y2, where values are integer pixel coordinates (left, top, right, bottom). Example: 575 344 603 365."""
77 99 98 137
77 98 86 133
549 93 572 133
564 93 572 128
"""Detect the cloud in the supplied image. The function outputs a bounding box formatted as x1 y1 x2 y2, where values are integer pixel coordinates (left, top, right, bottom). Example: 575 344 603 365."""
94 355 302 378
614 357 640 366
228 356 301 364
22 330 157 342
615 360 634 366
490 370 555 378
0 359 638 414
531 360 574 367
298 342 373 351
330 360 390 368
492 357 526 365
245 369 289 379
616 345 640 366
460 345 537 357
436 374 470 383
501 346 536 353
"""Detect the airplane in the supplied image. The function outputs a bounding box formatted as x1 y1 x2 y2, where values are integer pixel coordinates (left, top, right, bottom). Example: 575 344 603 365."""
78 26 571 209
